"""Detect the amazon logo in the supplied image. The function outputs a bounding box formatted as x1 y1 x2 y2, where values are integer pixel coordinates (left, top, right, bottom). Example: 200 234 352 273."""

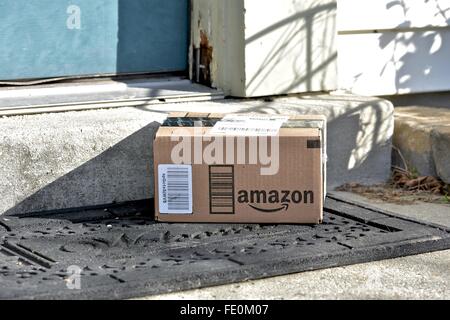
237 189 314 213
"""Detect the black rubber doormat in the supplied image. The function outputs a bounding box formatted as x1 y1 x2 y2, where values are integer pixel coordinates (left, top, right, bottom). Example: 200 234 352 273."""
0 194 449 300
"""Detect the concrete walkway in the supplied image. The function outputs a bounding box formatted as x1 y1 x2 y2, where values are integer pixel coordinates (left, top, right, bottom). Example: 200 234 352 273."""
138 191 450 300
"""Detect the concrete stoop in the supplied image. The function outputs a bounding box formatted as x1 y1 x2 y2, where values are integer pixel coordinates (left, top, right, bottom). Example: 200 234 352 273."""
393 106 450 184
0 94 394 216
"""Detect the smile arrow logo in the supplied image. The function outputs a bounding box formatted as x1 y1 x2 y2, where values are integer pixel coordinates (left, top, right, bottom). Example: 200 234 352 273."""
248 203 289 213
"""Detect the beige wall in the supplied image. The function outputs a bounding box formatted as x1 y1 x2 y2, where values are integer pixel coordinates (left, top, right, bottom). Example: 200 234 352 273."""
190 0 246 96
192 0 450 97
191 0 337 97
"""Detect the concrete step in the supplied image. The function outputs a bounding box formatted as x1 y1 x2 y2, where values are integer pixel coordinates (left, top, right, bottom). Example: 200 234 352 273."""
0 77 224 115
393 106 450 183
0 94 394 216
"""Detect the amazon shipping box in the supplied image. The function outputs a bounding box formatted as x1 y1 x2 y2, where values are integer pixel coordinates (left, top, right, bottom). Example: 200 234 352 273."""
153 112 326 224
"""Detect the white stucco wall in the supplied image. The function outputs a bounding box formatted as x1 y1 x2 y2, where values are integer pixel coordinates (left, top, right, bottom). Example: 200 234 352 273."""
191 0 337 97
243 0 337 96
191 0 448 97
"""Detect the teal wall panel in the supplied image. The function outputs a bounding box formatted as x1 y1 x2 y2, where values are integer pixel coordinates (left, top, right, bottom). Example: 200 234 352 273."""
0 0 189 80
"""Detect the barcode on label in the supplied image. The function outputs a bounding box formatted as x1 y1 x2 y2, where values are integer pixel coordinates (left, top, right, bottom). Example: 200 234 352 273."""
209 165 235 214
213 127 278 133
209 115 288 136
158 165 192 214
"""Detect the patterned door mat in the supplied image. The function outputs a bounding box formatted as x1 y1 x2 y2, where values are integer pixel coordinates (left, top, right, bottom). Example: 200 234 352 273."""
0 194 449 299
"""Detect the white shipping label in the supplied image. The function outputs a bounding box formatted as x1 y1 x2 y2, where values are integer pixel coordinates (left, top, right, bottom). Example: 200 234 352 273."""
158 164 193 214
209 114 289 136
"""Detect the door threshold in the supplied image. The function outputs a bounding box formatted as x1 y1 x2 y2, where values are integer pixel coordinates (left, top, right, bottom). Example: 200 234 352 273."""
0 77 224 116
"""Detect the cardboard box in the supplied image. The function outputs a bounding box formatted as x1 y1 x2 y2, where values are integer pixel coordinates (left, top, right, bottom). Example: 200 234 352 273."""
154 112 326 224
